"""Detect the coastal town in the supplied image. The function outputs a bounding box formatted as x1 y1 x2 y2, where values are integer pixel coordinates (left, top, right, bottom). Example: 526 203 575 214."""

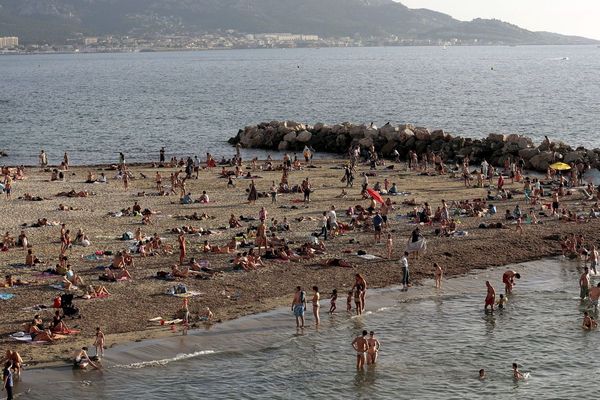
0 32 485 55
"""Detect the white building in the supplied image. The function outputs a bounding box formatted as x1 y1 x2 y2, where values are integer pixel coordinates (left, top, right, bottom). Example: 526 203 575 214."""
0 37 19 48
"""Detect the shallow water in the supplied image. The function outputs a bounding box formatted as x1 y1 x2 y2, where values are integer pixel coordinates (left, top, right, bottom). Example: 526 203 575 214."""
19 258 600 399
1 45 600 165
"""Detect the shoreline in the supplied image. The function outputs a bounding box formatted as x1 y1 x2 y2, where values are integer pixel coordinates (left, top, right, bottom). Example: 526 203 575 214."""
1 158 598 370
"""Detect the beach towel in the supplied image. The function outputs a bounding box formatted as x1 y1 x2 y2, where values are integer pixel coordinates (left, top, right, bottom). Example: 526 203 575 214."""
406 238 427 254
51 327 80 335
170 291 204 298
0 293 15 300
356 254 381 260
49 284 78 291
9 332 48 344
83 254 110 262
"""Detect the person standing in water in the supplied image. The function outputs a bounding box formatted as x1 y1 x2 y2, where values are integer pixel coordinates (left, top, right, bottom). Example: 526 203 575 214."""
589 283 600 312
580 267 590 302
434 262 443 289
291 286 306 328
590 245 598 275
502 270 521 294
312 286 320 326
94 327 105 358
366 331 381 365
351 330 369 371
485 281 496 311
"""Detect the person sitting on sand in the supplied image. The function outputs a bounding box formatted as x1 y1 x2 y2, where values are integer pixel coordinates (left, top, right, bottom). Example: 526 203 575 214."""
64 265 84 287
197 191 210 203
74 347 100 369
229 214 242 228
85 284 111 298
199 307 214 322
2 232 15 248
171 264 190 278
51 310 69 333
25 249 41 267
74 229 91 247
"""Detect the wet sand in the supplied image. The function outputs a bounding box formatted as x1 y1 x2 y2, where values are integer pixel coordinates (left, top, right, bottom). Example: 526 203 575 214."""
0 159 597 367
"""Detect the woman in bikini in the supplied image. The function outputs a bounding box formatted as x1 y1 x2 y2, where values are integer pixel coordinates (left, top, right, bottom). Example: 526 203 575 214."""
312 286 320 325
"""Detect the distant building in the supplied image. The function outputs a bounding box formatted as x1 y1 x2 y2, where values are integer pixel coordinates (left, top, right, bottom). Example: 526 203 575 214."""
0 37 19 48
84 37 98 46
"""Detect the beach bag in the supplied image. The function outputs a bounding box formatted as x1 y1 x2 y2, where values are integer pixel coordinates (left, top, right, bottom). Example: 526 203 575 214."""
121 232 134 241
175 284 187 294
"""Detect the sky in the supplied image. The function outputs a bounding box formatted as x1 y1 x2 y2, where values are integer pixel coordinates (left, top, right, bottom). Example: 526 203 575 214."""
399 0 600 40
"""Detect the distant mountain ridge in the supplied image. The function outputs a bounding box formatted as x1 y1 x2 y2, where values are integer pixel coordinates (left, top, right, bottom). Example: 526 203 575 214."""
0 0 597 45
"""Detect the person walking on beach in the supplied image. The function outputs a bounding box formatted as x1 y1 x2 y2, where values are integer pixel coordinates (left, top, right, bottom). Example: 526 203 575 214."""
312 286 320 326
3 360 14 400
484 281 496 311
247 180 258 204
502 271 521 295
39 150 48 169
291 286 306 328
351 330 369 371
373 211 383 244
580 267 590 302
401 252 410 291
366 331 381 365
178 233 186 265
316 212 328 240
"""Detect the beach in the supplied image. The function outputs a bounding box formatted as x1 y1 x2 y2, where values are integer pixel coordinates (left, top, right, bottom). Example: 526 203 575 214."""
1 157 598 369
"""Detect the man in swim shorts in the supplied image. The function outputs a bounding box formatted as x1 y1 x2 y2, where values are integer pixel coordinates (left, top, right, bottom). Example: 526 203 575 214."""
579 267 590 301
502 270 521 294
589 283 600 311
291 286 306 328
351 330 369 370
590 245 598 275
366 331 381 365
484 281 495 311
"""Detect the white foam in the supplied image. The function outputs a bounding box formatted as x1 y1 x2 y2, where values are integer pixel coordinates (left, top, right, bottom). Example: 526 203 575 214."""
114 350 216 369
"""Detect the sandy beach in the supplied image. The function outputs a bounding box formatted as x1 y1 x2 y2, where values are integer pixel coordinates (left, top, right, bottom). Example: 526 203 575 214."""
1 158 598 368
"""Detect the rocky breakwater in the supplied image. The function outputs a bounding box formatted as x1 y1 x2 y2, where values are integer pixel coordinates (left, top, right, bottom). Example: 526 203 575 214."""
228 121 600 172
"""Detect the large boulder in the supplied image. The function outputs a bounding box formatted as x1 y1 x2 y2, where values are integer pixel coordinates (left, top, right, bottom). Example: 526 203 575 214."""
414 127 431 141
313 122 325 131
283 132 297 143
519 148 539 160
431 130 446 141
528 152 555 171
380 140 398 156
487 133 506 143
297 130 312 143
358 137 373 148
563 151 584 164
278 141 289 151
398 128 414 142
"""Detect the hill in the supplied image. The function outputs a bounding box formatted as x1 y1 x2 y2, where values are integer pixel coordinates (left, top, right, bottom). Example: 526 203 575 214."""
0 0 596 45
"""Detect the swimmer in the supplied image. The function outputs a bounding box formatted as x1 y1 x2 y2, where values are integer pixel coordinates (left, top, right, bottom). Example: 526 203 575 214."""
351 330 369 371
479 369 486 380
582 311 598 330
512 363 524 381
366 331 381 365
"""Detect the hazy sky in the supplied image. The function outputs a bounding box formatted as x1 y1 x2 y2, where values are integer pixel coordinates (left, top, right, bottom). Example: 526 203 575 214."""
400 0 600 40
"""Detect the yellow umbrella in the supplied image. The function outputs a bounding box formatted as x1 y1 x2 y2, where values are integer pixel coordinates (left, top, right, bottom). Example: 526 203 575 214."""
549 162 571 171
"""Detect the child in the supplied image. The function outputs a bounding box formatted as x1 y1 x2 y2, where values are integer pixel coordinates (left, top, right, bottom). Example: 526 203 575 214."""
497 294 507 309
515 216 523 234
346 290 353 312
386 233 393 259
329 289 337 313
94 327 105 358
434 262 443 289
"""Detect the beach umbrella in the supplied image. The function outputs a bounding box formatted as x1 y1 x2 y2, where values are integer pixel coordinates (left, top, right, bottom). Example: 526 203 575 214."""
549 162 571 171
366 188 384 205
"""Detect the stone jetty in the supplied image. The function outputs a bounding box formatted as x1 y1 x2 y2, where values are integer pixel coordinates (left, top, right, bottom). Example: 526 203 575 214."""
229 121 600 172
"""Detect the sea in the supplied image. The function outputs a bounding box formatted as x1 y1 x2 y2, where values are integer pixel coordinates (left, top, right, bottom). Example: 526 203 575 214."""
1 45 600 166
3 46 600 399
19 258 600 399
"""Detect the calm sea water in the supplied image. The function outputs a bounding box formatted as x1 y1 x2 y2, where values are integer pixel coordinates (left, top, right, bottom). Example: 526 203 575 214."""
19 258 600 399
1 45 600 165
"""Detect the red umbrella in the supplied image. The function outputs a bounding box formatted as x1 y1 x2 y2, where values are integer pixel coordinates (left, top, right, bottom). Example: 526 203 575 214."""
367 188 384 205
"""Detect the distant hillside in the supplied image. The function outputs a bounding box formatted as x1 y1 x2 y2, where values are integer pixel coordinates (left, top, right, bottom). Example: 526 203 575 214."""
0 0 597 45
